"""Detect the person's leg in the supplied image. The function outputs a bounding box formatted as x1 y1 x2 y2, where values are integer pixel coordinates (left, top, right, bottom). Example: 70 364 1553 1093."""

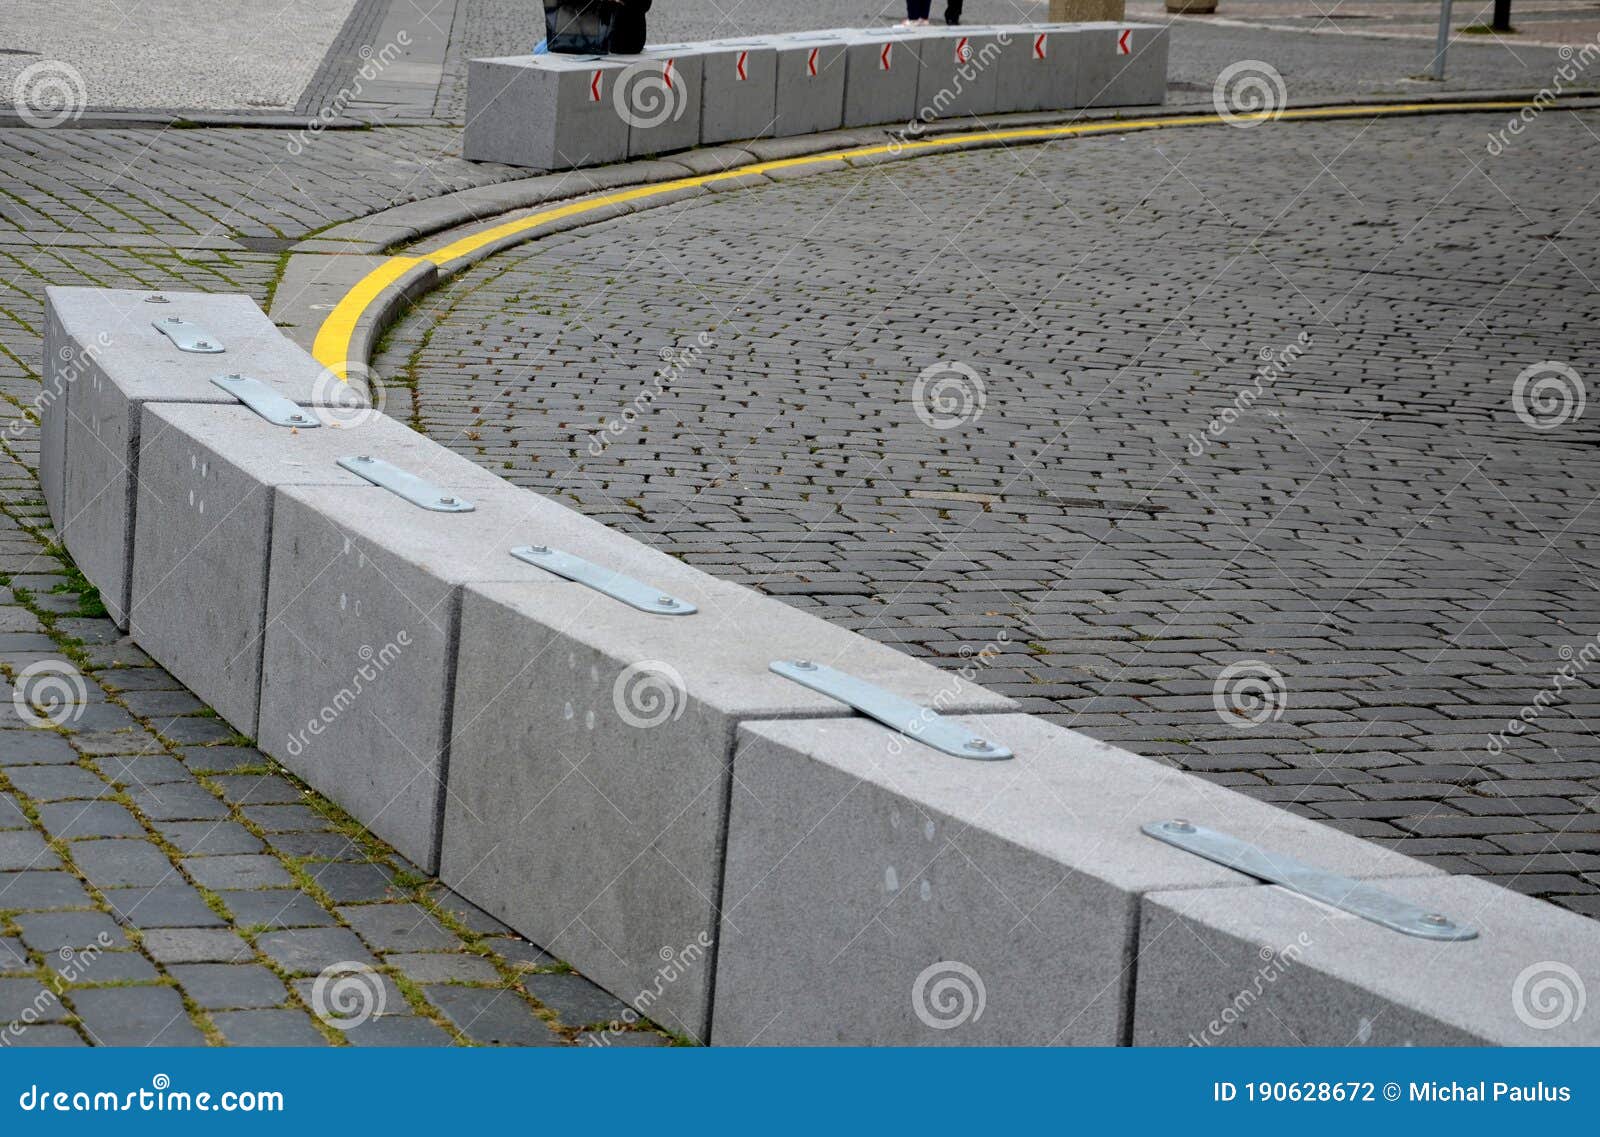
944 0 963 24
906 0 933 20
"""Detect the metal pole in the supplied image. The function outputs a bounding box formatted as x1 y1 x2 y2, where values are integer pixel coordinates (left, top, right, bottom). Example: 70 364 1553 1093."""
1433 0 1454 80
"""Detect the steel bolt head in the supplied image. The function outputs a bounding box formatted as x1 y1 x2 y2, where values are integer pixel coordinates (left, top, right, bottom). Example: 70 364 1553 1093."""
146 295 169 303
439 496 458 506
658 597 678 607
527 545 550 554
1166 819 1196 833
1422 913 1452 927
965 739 994 752
793 660 817 670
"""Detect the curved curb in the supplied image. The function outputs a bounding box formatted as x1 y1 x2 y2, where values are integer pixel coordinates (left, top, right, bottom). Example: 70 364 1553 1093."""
308 93 1592 378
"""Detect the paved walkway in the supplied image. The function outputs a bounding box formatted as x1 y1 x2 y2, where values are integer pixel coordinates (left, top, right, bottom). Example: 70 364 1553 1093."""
375 106 1600 917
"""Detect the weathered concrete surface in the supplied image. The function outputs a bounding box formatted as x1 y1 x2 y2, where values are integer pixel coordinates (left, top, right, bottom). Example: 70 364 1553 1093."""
1136 874 1600 1046
713 713 1435 1045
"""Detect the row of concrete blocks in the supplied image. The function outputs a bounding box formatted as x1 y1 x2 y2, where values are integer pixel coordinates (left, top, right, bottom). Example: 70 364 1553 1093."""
39 287 1600 1046
464 22 1169 173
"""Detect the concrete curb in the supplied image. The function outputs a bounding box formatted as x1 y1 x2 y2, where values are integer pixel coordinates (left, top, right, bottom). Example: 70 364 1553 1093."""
42 283 1600 1047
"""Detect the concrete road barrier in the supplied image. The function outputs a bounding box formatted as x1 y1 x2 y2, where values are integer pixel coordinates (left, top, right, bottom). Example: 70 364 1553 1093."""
993 26 1077 113
42 287 358 628
1135 875 1600 1046
463 25 1168 171
711 713 1437 1046
620 48 704 159
686 40 779 145
1074 22 1170 108
464 55 633 171
912 27 1008 120
770 32 848 136
257 476 579 872
439 577 1015 1041
839 30 924 130
129 404 459 739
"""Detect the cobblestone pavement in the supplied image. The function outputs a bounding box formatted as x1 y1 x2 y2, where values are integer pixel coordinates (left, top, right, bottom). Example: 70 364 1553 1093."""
375 107 1600 918
0 126 662 1046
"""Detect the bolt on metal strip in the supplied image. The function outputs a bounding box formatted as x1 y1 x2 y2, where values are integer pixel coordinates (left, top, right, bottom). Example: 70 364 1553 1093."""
510 546 695 615
769 659 1011 760
337 456 474 512
151 316 224 354
211 375 319 428
1142 820 1478 941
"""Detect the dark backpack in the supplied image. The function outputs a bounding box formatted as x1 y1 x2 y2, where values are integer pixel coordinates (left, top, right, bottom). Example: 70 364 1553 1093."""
544 0 652 55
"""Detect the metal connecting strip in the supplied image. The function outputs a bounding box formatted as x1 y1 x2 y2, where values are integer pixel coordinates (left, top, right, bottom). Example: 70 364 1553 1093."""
769 660 1012 761
1142 820 1478 941
211 375 319 428
510 546 695 615
151 316 224 354
336 456 475 512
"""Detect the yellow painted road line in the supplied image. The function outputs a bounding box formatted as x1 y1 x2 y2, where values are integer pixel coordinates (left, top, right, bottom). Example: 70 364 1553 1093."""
312 98 1535 376
312 255 424 377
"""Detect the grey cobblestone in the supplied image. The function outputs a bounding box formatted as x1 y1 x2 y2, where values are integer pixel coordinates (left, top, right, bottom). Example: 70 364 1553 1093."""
375 108 1600 912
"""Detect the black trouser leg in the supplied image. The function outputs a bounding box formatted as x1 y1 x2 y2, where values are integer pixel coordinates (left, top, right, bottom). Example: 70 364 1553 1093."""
944 0 963 24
